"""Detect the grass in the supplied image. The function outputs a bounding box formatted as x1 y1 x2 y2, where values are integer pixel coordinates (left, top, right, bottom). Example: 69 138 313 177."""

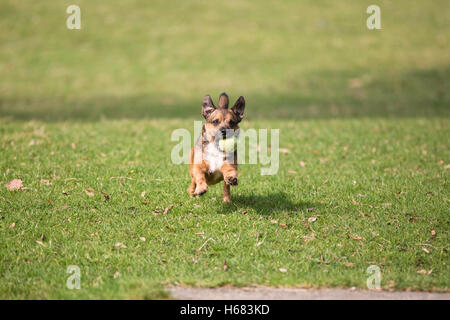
0 0 449 298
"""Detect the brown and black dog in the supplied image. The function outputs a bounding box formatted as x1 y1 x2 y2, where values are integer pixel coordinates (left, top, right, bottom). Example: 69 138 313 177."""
188 93 245 202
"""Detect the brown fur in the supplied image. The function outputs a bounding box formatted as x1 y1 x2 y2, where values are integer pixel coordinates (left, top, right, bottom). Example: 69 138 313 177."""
188 93 245 202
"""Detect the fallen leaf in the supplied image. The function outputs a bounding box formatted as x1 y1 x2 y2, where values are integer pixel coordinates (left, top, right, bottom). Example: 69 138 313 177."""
351 234 366 241
417 269 432 275
153 209 161 213
223 260 228 271
444 164 450 169
6 179 23 191
279 268 288 273
422 248 430 254
163 204 174 215
288 170 297 174
431 230 436 237
101 192 110 201
85 189 95 197
308 217 317 223
141 191 146 198
299 161 307 167
36 240 45 246
71 142 76 150
113 271 120 279
345 262 354 268
359 211 371 217
242 210 248 215
280 223 287 228
9 222 15 229
139 237 146 242
279 148 290 154
115 242 127 249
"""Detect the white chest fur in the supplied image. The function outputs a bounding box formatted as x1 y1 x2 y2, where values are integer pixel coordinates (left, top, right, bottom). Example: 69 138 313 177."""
204 142 224 173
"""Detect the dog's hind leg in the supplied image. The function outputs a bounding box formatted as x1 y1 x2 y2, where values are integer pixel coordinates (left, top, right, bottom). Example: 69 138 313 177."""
222 183 231 203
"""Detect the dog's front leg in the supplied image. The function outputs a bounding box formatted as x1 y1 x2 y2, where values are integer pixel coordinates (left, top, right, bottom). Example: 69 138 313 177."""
221 163 238 187
192 165 208 196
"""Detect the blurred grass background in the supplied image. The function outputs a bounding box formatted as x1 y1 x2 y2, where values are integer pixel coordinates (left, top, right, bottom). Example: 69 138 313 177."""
0 0 449 120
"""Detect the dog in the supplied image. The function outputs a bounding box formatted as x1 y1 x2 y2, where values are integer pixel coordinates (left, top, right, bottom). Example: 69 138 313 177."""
188 93 245 202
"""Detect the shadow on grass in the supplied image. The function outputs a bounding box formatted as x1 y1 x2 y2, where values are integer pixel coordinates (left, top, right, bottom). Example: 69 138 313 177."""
223 192 318 216
0 68 448 121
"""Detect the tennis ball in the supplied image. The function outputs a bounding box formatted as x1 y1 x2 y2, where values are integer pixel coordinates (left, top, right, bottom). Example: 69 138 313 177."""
218 136 237 152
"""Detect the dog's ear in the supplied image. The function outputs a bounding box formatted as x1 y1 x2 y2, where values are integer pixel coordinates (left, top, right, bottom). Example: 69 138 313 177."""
232 96 245 122
202 95 216 119
218 92 229 109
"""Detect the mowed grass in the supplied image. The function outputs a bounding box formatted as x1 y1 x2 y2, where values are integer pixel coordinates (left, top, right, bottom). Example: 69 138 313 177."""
0 0 449 298
1 118 448 299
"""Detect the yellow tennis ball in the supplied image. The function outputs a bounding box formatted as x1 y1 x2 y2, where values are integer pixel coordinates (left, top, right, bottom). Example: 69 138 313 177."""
218 137 237 152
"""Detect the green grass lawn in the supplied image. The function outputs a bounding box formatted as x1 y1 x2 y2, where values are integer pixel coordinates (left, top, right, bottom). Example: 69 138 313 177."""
0 0 449 298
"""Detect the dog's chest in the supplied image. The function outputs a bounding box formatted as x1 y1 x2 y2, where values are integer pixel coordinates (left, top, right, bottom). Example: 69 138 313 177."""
204 143 224 173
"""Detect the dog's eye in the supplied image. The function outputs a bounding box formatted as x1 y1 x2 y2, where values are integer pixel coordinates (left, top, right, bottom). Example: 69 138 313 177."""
212 119 219 125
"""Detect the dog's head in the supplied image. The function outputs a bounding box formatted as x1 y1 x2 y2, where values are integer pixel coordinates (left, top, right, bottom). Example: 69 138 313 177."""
201 93 245 141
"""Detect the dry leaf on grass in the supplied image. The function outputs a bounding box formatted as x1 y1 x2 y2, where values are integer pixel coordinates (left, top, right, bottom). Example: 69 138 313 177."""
279 148 290 154
6 179 23 191
308 217 317 223
345 262 355 268
163 204 174 215
422 248 430 254
114 242 127 249
101 192 110 201
351 234 366 241
417 269 432 275
299 161 307 167
279 268 288 273
139 237 146 242
431 230 436 237
85 188 95 197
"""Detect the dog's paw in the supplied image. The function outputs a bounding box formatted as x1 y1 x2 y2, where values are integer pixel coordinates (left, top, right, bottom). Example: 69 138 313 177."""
194 184 208 196
225 176 238 186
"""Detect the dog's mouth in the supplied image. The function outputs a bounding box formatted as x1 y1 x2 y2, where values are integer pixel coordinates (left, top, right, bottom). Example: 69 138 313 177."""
215 128 239 141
